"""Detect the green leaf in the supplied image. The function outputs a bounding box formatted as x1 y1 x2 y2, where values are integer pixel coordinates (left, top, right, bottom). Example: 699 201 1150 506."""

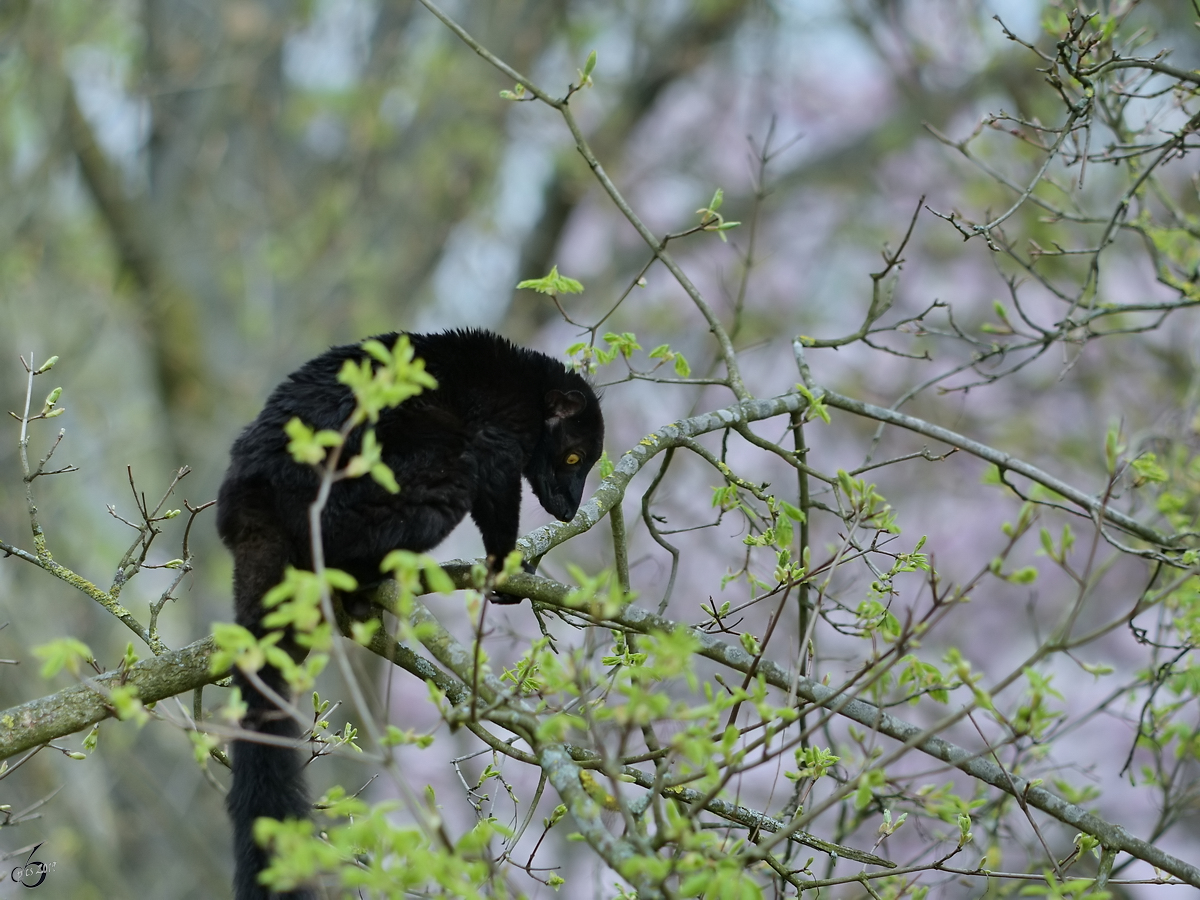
284 417 341 466
337 335 437 425
780 501 806 523
1131 452 1168 486
837 469 855 496
795 384 830 424
516 265 584 295
1104 421 1124 474
1007 566 1038 584
422 560 456 594
350 619 381 645
361 339 391 363
324 568 358 592
33 638 94 678
603 331 641 358
109 684 149 725
957 813 973 847
211 622 258 666
370 462 399 493
597 450 614 479
647 344 692 377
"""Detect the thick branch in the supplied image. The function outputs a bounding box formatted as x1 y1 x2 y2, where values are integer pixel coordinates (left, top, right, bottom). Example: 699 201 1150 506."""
515 383 1180 570
0 637 218 761
515 391 810 562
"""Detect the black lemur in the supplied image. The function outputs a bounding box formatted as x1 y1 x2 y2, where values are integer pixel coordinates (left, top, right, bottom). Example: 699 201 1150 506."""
216 329 604 900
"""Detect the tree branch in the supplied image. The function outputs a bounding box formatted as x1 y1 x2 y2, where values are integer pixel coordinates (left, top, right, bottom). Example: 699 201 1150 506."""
0 637 219 761
420 570 1200 888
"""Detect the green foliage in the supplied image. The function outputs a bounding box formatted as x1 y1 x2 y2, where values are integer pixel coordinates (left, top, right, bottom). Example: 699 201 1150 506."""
856 599 901 643
604 331 641 359
914 780 988 824
944 648 994 712
1050 778 1100 807
567 334 623 372
854 767 888 811
795 384 831 424
1038 524 1075 563
284 417 343 466
189 730 220 765
379 550 456 595
577 49 598 89
6 5 1200 899
211 618 329 694
790 745 840 781
561 565 630 619
1104 421 1125 475
32 638 94 678
1019 871 1111 899
516 264 584 296
263 567 356 635
648 343 692 377
981 299 1014 334
877 807 908 838
338 336 437 426
679 864 763 899
344 429 400 493
897 654 951 704
835 470 899 533
107 683 149 725
711 483 744 513
694 188 741 242
1131 452 1168 487
1007 565 1039 584
565 330 696 380
256 789 512 898
1013 668 1065 740
597 450 615 479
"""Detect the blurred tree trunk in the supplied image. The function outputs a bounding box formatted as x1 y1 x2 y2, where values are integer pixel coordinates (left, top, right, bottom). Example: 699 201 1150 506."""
503 0 754 340
64 84 209 446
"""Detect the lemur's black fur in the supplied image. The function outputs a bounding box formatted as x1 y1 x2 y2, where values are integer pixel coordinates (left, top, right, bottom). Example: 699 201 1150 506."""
216 329 603 899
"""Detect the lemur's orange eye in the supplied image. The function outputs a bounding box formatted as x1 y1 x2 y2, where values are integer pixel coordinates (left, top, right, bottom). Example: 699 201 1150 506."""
565 453 581 465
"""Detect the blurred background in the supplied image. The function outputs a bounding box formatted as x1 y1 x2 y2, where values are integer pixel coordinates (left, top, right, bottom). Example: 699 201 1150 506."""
0 1 1197 897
